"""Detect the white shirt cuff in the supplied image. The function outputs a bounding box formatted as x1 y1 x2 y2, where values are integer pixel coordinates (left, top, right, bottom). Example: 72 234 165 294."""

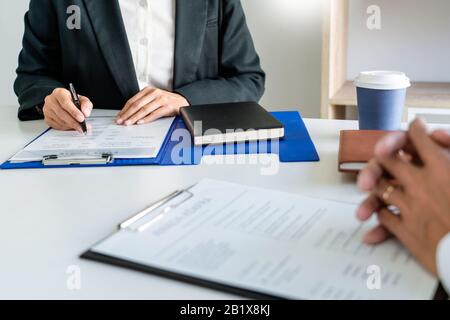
437 233 450 295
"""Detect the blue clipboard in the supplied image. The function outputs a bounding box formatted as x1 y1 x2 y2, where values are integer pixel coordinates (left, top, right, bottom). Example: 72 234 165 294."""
1 111 319 170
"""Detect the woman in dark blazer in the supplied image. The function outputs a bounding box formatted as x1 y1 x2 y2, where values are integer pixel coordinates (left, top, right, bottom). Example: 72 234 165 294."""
14 0 265 131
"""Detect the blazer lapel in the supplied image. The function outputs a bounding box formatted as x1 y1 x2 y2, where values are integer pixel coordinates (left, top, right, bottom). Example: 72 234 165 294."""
83 0 139 99
174 0 208 87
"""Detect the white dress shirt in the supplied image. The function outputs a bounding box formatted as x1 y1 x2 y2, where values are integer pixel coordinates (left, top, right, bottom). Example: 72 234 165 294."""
437 233 450 294
118 0 175 91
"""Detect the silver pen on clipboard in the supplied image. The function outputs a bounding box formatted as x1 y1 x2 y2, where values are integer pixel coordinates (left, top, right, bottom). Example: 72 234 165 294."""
119 187 195 232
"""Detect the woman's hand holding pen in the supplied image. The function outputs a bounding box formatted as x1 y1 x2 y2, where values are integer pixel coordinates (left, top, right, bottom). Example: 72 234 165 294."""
116 87 189 126
43 88 93 133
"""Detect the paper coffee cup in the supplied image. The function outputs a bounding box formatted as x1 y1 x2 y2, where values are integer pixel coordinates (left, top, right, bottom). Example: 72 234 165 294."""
354 71 411 130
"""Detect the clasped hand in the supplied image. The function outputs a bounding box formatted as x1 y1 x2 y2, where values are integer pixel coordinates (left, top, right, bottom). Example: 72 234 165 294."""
357 119 450 275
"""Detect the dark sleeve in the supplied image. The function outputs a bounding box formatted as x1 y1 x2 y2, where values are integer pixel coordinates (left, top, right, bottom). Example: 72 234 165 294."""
175 0 265 105
14 0 65 121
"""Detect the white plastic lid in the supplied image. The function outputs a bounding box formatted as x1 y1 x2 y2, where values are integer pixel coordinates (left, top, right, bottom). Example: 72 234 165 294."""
354 71 411 90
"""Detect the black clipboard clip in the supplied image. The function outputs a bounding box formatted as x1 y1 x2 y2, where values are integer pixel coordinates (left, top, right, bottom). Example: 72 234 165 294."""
119 187 194 232
42 153 114 166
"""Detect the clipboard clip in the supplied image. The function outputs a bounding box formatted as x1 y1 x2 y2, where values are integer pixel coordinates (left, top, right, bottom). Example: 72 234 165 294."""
119 188 194 232
42 153 114 166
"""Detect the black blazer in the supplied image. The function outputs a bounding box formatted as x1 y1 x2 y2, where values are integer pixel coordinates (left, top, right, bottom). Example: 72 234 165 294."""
14 0 265 120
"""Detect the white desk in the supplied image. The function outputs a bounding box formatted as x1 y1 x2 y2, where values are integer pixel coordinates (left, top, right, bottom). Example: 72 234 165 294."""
0 106 364 299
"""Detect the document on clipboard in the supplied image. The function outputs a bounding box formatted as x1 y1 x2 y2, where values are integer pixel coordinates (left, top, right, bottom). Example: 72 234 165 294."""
82 179 438 300
9 116 175 165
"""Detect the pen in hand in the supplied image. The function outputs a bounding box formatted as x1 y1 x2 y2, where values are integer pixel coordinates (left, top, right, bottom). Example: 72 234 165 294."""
69 83 88 134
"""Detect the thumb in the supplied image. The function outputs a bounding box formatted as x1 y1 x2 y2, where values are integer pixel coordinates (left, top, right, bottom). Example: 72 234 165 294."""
79 95 93 118
374 131 408 158
431 130 450 149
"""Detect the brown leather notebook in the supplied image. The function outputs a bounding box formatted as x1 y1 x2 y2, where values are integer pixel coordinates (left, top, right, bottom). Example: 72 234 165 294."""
338 130 391 173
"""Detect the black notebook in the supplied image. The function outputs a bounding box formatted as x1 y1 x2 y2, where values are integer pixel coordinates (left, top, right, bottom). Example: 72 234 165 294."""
180 102 285 146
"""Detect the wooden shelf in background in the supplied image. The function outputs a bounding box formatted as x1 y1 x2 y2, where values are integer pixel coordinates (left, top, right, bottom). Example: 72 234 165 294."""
321 0 450 119
331 81 450 108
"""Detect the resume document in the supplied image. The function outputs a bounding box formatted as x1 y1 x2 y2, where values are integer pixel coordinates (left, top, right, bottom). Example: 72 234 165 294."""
10 116 175 162
89 179 437 300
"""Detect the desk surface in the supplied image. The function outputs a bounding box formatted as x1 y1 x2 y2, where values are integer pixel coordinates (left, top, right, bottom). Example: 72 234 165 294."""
0 106 364 299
